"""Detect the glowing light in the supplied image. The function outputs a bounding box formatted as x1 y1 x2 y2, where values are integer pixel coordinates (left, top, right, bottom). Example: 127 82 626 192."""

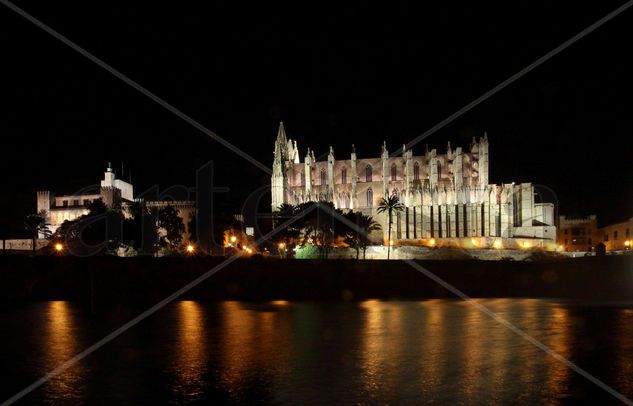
470 238 477 247
230 235 237 243
428 238 436 247
186 244 195 253
625 241 631 247
493 240 503 249
522 241 532 249
54 243 63 252
389 240 394 246
557 244 565 252
278 242 286 250
244 246 253 254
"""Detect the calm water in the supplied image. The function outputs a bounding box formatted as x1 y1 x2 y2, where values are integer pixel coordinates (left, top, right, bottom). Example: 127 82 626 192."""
1 299 633 405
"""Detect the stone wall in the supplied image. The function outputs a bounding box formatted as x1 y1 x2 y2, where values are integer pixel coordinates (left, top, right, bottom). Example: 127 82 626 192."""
2 239 49 251
295 244 562 261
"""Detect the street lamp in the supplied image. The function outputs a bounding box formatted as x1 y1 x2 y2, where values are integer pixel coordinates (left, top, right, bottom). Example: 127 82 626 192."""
54 243 63 253
186 244 195 254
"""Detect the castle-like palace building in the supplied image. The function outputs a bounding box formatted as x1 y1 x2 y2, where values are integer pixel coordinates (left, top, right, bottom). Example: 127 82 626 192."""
37 164 195 239
271 122 556 248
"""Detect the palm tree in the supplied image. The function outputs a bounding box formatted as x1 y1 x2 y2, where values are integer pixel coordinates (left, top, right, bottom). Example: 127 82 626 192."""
377 194 404 260
344 211 381 259
274 203 301 258
24 210 50 255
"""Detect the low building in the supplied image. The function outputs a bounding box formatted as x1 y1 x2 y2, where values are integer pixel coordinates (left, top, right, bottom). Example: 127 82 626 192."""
598 218 632 251
37 164 195 240
557 215 598 252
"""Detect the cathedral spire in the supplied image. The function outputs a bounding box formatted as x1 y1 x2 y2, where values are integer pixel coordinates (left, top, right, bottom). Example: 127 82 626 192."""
276 121 287 144
274 121 289 162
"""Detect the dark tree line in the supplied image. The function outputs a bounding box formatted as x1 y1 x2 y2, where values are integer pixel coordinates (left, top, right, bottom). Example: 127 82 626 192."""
274 201 381 259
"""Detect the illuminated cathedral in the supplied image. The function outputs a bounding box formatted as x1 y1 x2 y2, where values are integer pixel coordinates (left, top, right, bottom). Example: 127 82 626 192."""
271 122 556 248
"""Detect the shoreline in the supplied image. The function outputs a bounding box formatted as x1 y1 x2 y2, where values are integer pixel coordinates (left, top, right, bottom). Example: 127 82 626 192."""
1 256 632 303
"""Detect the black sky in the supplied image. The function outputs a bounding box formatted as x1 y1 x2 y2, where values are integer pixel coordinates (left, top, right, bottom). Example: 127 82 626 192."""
1 1 632 236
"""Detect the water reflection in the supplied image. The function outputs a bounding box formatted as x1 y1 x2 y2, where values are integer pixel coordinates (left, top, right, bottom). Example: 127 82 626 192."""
217 301 292 403
616 309 633 395
360 300 403 397
7 299 633 404
543 304 572 401
418 300 446 393
357 299 576 403
170 301 208 401
43 301 83 403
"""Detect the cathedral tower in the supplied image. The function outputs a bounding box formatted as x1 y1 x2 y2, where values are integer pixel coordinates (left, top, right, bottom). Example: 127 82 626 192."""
271 122 291 212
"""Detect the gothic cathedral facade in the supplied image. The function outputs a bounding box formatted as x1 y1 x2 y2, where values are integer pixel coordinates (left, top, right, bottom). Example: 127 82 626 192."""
271 122 556 248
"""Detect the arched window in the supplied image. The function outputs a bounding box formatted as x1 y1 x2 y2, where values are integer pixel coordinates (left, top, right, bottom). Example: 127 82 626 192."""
365 165 373 182
341 167 347 184
414 162 420 181
367 188 374 208
320 169 327 185
301 172 305 186
391 164 397 181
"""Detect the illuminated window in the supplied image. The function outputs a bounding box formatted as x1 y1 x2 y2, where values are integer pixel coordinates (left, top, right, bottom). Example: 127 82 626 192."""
365 165 372 182
414 162 420 181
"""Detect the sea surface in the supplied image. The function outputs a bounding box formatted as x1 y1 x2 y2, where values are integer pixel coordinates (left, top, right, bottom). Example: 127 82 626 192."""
1 299 633 405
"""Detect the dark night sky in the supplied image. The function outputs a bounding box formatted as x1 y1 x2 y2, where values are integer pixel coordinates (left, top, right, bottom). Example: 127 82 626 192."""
1 1 632 236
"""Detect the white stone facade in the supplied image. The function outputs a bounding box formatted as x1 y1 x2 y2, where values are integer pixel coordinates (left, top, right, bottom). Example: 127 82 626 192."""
37 164 195 240
271 122 556 246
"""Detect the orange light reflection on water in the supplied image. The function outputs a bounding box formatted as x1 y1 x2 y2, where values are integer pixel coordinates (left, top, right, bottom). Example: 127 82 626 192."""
44 301 83 402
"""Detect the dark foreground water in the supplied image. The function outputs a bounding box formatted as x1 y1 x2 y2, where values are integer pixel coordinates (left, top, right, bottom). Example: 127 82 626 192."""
1 299 633 405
